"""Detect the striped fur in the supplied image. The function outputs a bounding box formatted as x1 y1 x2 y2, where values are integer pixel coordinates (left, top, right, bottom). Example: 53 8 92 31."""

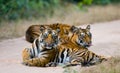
25 23 92 48
68 25 92 48
46 42 107 67
22 28 60 67
25 23 70 43
22 26 106 67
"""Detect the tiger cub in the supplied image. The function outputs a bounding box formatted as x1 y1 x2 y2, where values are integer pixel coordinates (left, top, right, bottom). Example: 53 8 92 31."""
68 25 92 48
46 41 107 67
25 23 92 48
22 28 60 67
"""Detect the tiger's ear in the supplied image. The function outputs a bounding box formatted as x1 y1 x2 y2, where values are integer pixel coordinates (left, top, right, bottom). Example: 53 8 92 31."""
78 27 82 32
40 25 45 32
70 26 78 33
86 25 90 31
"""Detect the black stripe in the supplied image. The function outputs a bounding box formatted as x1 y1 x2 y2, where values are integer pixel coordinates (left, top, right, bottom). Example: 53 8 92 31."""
40 47 52 52
60 48 65 63
76 50 85 56
77 50 86 58
66 49 69 57
82 51 87 64
32 47 35 57
30 49 34 58
57 55 59 63
36 39 40 54
55 48 59 63
86 51 90 63
32 42 36 57
89 52 94 63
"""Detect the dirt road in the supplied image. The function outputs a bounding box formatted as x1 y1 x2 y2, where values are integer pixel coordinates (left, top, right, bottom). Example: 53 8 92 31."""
0 20 120 73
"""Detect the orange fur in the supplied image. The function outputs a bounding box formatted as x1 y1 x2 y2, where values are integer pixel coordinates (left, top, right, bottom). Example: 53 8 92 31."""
25 23 71 43
47 41 107 67
26 23 92 48
22 28 60 67
22 27 106 67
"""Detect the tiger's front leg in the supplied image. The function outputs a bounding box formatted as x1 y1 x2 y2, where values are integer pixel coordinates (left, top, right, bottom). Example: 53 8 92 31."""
23 57 52 67
22 48 40 66
22 48 32 62
23 58 40 66
46 62 58 67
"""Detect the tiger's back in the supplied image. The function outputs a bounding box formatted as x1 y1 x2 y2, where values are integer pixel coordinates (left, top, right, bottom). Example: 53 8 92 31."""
25 23 71 43
49 41 107 67
25 25 50 43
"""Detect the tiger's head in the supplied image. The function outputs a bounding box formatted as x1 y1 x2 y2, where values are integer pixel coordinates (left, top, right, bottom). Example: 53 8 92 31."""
38 28 60 49
70 25 92 48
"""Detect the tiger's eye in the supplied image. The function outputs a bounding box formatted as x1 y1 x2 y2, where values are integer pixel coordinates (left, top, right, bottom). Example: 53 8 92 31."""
80 40 83 43
81 33 85 36
43 33 48 38
53 34 58 39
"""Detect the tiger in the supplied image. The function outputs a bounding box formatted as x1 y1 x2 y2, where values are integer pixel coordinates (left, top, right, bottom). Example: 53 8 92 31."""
46 41 107 67
22 28 60 67
25 23 92 48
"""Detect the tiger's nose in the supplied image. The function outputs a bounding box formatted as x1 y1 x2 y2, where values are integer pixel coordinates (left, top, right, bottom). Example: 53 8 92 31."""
85 41 92 47
87 41 92 46
45 43 54 47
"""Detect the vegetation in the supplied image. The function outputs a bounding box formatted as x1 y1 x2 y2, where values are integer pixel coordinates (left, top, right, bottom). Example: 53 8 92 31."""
63 67 78 73
62 57 120 73
0 0 120 21
81 57 120 73
0 0 120 40
0 4 120 41
0 0 61 21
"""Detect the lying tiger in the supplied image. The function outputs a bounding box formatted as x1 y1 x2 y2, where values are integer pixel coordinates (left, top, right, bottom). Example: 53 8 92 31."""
46 41 107 67
22 27 107 67
25 23 92 48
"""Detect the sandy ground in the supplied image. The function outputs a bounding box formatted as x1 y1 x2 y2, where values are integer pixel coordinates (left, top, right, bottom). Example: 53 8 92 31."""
0 20 120 73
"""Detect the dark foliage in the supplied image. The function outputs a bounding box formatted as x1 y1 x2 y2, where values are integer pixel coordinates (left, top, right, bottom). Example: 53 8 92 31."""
0 0 119 21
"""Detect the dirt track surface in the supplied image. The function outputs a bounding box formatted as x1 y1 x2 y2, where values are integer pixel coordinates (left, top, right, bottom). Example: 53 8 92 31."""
0 20 120 73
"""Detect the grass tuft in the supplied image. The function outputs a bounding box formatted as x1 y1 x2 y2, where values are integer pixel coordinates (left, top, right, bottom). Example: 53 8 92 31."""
81 57 120 73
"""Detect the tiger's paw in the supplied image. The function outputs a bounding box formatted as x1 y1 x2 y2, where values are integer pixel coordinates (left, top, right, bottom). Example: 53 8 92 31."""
22 62 29 66
101 55 112 62
46 62 57 67
22 60 33 66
